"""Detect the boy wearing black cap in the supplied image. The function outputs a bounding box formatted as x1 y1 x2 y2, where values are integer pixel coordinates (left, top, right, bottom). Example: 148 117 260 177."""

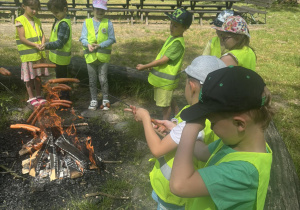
170 66 274 209
136 8 193 120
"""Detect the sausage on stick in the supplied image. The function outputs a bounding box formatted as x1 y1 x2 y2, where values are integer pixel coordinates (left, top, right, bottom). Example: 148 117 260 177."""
48 78 80 84
10 124 40 132
0 67 11 76
32 63 56 69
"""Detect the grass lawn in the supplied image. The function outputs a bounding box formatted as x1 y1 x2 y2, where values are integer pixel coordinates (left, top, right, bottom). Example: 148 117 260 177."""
0 2 299 208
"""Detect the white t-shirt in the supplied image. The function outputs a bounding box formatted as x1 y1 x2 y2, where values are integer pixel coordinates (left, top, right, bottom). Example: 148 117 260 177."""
170 121 204 144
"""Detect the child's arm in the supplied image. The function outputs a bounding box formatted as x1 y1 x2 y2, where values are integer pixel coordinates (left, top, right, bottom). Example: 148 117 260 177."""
16 25 40 49
44 21 70 50
136 55 169 71
221 54 238 66
125 105 177 157
170 119 210 197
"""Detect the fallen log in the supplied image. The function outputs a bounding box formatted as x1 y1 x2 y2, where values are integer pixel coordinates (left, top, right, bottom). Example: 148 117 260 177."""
264 121 300 209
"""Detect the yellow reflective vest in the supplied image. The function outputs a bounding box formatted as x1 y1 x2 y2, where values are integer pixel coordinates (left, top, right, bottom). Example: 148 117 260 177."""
227 46 256 71
83 18 112 64
15 15 46 63
149 105 218 206
210 36 222 58
148 36 185 90
49 18 72 65
189 141 272 210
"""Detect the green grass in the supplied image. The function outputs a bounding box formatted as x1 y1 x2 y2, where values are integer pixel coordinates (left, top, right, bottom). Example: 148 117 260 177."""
0 3 299 208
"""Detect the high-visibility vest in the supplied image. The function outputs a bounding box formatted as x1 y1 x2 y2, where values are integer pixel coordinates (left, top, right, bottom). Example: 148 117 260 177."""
83 18 112 64
15 15 45 62
189 141 272 210
148 36 185 90
49 18 72 65
227 46 256 71
149 106 218 206
210 36 222 58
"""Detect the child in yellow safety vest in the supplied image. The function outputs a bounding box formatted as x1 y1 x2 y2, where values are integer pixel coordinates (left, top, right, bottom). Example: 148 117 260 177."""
202 10 238 58
136 8 193 121
79 0 116 111
41 0 72 100
170 66 274 209
15 0 49 107
214 16 256 70
125 56 226 209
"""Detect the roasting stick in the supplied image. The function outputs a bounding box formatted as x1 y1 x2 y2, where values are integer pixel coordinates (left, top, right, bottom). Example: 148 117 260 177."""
32 63 56 69
85 192 130 200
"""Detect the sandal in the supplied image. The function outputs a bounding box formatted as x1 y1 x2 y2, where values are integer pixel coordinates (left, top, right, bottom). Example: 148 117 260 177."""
27 97 39 107
36 96 47 105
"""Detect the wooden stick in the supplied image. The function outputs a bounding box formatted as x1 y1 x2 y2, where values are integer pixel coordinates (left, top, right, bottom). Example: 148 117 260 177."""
62 123 88 128
84 192 130 200
102 160 123 164
0 165 26 180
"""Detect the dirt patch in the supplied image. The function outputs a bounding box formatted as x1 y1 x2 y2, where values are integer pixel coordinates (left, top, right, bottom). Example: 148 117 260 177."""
0 80 157 210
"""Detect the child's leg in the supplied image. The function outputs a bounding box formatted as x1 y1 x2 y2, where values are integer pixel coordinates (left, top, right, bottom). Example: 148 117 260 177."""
171 98 179 116
26 79 35 99
55 65 68 78
162 106 172 120
97 62 109 100
87 63 98 101
34 77 42 97
55 65 69 99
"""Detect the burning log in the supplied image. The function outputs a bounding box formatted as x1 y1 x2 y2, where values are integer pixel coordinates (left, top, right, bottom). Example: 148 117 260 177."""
55 135 90 168
29 137 50 177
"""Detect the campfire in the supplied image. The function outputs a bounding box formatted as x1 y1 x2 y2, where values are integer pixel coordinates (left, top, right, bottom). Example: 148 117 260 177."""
10 75 103 181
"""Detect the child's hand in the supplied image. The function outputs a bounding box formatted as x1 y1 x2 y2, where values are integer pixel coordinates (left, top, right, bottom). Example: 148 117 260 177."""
88 44 94 52
124 105 149 122
92 44 100 50
35 44 42 50
39 44 45 51
154 119 175 133
136 64 145 71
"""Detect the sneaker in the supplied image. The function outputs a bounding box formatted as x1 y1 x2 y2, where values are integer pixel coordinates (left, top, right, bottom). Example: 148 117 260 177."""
88 100 98 110
27 97 39 107
102 100 110 111
36 96 47 105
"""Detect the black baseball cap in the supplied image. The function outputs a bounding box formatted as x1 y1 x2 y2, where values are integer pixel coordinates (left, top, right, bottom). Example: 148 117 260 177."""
165 8 193 28
181 66 266 122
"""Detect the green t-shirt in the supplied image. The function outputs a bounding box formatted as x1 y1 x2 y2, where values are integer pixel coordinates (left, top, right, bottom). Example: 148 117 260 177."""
198 139 258 209
164 37 184 66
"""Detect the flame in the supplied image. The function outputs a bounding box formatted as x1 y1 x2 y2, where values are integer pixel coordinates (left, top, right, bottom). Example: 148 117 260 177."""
86 137 96 165
75 160 84 172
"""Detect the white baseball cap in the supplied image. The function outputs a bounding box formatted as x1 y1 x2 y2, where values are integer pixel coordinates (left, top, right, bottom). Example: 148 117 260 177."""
93 0 107 10
185 56 226 84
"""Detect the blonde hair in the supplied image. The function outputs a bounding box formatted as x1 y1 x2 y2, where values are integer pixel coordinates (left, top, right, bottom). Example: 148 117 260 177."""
246 86 275 130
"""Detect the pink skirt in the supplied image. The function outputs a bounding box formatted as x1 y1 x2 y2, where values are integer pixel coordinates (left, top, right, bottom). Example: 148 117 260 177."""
21 61 49 82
